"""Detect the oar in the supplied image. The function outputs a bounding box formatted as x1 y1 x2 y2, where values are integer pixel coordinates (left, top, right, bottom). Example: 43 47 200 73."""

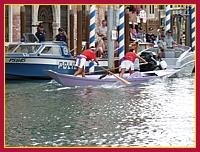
99 66 131 85
85 67 119 75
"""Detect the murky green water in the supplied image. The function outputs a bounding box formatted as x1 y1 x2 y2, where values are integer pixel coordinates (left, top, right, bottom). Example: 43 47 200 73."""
5 75 195 147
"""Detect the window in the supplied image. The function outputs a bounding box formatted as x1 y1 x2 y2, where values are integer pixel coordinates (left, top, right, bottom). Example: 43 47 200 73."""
149 5 155 14
141 5 146 9
11 45 41 53
148 5 155 19
40 46 61 56
6 44 18 53
159 5 164 10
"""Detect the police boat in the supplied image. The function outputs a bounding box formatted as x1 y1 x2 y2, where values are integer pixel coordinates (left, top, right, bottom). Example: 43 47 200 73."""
5 33 109 79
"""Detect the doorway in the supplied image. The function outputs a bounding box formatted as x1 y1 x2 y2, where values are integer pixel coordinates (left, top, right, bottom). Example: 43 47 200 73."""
38 6 53 40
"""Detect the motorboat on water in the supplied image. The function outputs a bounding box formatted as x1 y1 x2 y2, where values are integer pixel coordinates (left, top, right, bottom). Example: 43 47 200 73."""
5 34 109 79
5 34 194 79
136 43 195 76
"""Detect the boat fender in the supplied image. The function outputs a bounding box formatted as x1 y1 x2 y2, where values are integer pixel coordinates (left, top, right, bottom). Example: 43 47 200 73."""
160 60 167 69
156 61 160 66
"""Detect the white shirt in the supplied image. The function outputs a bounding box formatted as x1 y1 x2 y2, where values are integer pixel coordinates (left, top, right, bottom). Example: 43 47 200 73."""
164 36 175 48
97 26 107 36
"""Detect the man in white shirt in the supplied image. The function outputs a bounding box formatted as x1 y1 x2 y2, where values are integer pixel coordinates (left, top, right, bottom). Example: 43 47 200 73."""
96 20 107 37
96 20 107 57
158 34 167 58
164 30 177 48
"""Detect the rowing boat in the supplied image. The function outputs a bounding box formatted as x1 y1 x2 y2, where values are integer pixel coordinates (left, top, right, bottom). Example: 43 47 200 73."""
44 69 179 87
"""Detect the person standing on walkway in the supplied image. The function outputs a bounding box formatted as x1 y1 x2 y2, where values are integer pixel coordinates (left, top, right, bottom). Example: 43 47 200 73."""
35 24 46 42
158 27 165 40
74 47 99 77
96 20 107 38
54 28 69 44
136 26 143 40
164 30 178 48
146 27 156 43
158 34 167 58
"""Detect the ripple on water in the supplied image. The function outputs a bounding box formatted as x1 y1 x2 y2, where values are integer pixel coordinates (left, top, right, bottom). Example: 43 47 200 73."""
5 76 195 147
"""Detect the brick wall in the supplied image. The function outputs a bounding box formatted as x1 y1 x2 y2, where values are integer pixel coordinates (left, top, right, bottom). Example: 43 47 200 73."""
71 5 106 39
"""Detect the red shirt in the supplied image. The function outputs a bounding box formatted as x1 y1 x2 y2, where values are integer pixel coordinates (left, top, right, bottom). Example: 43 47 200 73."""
81 49 97 60
122 52 137 63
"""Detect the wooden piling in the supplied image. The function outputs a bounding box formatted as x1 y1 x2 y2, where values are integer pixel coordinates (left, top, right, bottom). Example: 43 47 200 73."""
177 20 181 44
70 10 74 56
86 10 90 49
20 6 26 40
170 11 173 32
125 9 130 54
146 20 149 34
140 18 144 29
185 15 190 46
105 11 108 21
77 6 82 55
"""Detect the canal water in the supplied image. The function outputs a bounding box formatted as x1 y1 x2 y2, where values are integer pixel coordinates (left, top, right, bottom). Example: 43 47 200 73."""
5 74 195 147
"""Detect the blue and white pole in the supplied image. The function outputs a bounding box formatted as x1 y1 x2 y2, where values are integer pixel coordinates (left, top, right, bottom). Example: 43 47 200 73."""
89 5 95 72
190 5 195 52
119 5 125 65
165 5 170 34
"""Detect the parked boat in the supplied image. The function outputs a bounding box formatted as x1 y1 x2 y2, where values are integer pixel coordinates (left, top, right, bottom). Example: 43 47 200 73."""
6 34 194 79
136 44 195 76
5 34 109 79
44 69 179 87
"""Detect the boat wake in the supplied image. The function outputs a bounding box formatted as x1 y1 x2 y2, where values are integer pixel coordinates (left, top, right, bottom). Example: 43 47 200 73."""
44 86 73 92
44 80 126 91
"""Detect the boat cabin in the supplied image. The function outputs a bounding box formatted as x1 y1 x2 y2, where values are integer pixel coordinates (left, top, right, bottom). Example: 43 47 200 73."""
6 33 72 58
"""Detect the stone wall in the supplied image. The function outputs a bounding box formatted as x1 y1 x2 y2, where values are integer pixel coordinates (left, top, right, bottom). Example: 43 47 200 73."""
12 6 21 42
8 5 163 42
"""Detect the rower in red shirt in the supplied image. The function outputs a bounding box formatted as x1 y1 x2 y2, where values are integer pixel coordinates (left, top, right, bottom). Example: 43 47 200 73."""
74 46 99 77
119 50 148 78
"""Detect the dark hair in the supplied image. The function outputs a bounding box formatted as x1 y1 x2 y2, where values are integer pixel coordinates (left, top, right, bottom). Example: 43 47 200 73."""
149 27 153 31
168 30 172 33
58 28 64 31
102 37 108 41
38 24 44 28
129 48 135 52
138 27 143 30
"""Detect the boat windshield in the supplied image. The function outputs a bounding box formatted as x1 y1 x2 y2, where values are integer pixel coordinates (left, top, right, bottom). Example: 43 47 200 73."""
10 44 41 54
40 46 62 56
6 44 18 53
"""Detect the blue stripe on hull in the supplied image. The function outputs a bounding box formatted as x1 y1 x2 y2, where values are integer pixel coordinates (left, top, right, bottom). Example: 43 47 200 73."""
6 63 109 79
6 63 76 79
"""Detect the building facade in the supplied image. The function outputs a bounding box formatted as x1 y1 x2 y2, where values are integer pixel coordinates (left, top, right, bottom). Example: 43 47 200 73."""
5 5 188 44
5 5 107 43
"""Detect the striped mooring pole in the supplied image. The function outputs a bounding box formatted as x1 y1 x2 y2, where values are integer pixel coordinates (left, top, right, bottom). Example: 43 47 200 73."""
89 5 95 72
165 5 170 34
190 6 195 52
119 5 125 65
